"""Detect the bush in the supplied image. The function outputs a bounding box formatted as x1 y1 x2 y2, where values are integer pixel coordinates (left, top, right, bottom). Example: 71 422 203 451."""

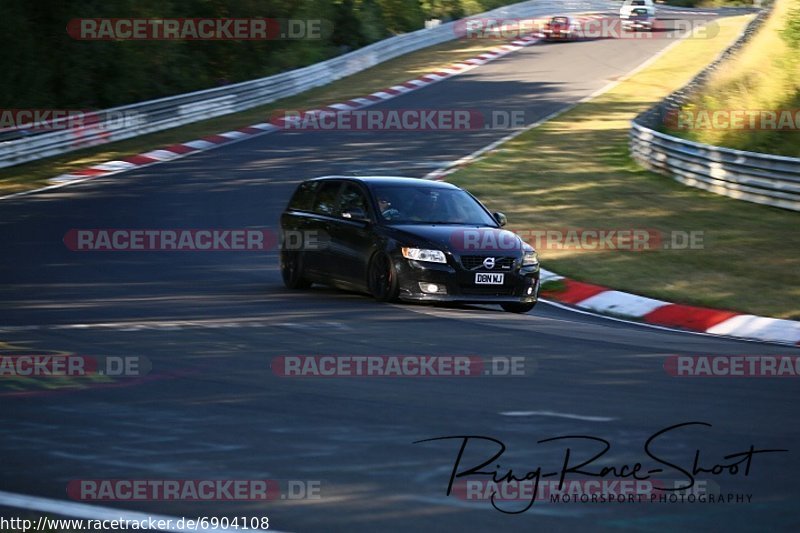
782 5 800 48
0 0 519 109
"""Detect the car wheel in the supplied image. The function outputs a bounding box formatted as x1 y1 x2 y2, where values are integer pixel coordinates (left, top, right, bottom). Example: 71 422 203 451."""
281 250 312 289
368 252 399 302
501 302 536 314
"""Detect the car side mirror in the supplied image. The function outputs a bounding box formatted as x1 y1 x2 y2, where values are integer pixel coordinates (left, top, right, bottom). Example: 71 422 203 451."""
342 207 369 221
493 212 507 227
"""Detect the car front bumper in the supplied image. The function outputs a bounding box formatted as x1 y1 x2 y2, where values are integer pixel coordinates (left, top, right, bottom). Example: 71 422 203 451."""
622 19 654 29
543 30 572 39
393 257 540 304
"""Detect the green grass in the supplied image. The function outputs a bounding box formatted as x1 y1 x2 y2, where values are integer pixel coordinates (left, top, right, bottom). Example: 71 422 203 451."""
664 0 800 156
540 279 566 293
0 37 520 195
448 14 800 320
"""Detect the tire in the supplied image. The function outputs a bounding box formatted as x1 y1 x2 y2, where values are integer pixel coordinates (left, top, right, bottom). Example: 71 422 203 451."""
367 252 399 302
281 250 312 289
501 302 536 314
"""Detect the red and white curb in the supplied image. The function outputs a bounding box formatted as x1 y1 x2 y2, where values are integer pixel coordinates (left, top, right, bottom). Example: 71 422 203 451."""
538 269 800 346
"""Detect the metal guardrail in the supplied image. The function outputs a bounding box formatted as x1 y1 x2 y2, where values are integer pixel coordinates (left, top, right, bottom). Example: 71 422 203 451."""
630 124 800 211
629 1 800 212
0 0 612 169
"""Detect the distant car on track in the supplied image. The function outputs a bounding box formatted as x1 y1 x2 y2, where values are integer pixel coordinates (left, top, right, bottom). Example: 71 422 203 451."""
621 7 655 31
280 176 540 313
619 0 656 19
542 16 577 41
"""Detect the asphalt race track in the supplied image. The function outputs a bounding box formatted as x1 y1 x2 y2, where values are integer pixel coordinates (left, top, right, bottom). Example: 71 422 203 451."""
2 8 799 532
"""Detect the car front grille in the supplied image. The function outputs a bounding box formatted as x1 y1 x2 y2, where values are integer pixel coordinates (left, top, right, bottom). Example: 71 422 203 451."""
460 255 516 271
460 286 516 297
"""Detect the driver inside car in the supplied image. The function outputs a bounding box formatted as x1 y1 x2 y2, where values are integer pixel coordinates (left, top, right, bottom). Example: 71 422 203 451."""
378 195 401 220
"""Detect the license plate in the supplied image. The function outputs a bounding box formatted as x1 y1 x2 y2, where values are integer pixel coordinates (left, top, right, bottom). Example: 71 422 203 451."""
475 273 504 285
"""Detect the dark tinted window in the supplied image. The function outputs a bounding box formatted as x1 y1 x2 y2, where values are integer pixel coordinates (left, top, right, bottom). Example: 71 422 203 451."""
312 181 342 216
288 181 319 211
337 183 369 218
373 185 496 226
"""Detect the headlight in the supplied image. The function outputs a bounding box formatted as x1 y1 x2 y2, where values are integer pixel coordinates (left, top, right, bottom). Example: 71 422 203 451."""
522 250 539 266
401 247 447 264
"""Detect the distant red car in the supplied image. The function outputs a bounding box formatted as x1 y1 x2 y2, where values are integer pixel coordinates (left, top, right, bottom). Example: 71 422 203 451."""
542 16 576 41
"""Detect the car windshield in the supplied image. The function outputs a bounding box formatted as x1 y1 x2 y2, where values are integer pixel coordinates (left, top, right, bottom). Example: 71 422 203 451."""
551 17 569 24
373 185 497 226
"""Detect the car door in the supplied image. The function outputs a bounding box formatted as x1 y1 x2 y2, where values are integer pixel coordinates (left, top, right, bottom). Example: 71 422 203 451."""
326 181 376 288
303 179 343 277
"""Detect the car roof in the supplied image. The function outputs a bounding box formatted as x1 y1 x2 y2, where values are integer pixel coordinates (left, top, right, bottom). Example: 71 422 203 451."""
306 175 460 189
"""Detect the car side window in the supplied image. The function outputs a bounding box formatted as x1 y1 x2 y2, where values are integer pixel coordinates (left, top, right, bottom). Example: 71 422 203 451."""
337 183 370 220
288 181 319 212
312 181 342 216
